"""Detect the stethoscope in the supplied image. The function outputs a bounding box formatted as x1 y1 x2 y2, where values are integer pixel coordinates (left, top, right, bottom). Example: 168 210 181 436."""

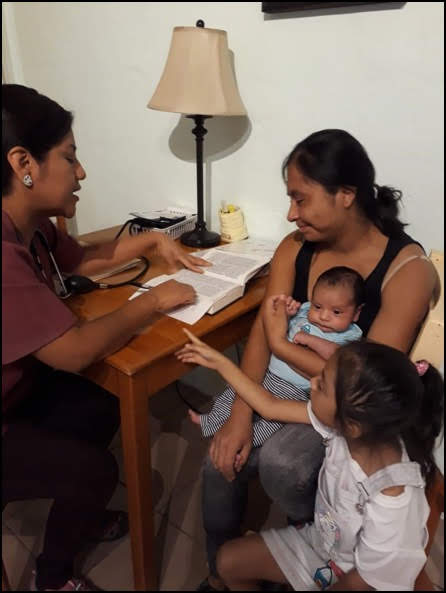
31 229 151 298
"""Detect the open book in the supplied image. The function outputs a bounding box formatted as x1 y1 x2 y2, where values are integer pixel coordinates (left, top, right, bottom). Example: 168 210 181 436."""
129 239 277 324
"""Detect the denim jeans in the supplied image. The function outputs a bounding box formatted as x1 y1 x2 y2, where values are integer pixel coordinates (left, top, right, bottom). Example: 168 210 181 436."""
202 422 325 576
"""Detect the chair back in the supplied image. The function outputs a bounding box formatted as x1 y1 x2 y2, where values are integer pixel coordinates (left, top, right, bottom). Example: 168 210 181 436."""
411 250 444 590
410 250 444 368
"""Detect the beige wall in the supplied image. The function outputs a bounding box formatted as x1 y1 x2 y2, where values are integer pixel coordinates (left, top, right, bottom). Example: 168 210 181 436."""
3 1 444 252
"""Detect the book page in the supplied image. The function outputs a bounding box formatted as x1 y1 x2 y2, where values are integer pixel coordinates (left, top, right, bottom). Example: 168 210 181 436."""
215 237 278 259
160 269 240 298
197 251 267 284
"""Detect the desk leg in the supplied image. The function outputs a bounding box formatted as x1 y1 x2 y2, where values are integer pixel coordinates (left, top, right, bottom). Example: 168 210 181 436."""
118 372 157 591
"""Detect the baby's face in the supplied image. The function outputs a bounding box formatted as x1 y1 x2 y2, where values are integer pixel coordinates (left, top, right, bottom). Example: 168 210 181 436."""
308 283 361 333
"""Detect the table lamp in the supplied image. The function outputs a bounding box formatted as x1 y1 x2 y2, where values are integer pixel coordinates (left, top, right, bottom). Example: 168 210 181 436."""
148 20 247 247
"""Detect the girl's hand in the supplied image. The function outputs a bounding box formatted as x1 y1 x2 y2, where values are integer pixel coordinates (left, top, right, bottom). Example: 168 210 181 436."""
176 328 227 371
154 234 211 274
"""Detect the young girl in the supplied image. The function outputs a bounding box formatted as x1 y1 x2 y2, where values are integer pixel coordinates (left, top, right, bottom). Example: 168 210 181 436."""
190 266 364 447
177 316 443 591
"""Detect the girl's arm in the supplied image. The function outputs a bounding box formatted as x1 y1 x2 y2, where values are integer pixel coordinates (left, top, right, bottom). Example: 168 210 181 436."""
177 329 310 425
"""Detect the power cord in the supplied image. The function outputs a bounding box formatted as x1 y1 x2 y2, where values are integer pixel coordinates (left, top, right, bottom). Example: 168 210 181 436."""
114 218 153 239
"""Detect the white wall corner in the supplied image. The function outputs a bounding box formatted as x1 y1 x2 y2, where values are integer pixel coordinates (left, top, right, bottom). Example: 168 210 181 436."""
2 2 25 84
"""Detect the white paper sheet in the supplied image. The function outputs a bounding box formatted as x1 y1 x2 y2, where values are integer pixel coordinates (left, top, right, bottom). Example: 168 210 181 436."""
214 237 278 259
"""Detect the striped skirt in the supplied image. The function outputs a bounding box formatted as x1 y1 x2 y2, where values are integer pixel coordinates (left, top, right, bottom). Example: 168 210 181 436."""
199 370 310 447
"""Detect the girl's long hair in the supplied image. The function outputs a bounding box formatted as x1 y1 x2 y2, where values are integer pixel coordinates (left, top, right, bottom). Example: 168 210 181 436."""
335 342 444 487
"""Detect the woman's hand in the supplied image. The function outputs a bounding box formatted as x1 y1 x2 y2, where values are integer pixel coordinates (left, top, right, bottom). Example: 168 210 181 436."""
210 417 253 481
154 233 211 274
176 328 228 371
263 295 289 350
150 280 196 312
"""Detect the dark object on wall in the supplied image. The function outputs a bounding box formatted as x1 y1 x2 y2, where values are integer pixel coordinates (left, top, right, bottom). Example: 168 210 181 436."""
262 2 390 13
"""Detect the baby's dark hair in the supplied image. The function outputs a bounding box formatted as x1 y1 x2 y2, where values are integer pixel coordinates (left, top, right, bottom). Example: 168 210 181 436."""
314 266 366 308
334 342 444 487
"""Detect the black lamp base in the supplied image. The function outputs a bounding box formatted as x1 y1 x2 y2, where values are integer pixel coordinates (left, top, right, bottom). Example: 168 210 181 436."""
180 227 220 248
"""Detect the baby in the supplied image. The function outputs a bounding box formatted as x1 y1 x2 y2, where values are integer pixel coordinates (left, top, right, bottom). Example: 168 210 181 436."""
190 266 365 446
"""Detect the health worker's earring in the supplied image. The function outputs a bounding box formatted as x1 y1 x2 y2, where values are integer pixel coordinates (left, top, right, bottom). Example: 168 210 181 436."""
23 174 33 187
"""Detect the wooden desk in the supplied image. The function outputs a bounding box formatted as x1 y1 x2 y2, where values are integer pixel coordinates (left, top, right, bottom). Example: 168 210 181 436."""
68 227 267 590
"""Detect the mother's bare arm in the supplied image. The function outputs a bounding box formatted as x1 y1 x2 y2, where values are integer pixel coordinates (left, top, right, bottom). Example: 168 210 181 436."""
367 252 437 352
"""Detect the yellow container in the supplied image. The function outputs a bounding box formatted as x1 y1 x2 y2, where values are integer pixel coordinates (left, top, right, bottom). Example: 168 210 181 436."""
219 206 248 242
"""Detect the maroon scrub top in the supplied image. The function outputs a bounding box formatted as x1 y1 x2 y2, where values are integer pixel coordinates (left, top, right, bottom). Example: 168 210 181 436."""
2 210 85 416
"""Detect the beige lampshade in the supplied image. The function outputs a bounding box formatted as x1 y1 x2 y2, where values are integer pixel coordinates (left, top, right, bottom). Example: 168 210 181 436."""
148 26 247 116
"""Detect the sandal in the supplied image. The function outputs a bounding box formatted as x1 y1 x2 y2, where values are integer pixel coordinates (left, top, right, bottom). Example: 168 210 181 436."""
87 510 129 542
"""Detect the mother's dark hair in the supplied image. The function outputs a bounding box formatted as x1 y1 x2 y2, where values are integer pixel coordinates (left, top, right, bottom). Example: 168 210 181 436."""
2 84 73 195
283 129 406 237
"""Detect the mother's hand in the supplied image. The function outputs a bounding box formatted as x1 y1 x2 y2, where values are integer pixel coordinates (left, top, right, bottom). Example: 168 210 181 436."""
209 416 253 482
154 233 211 273
262 296 289 350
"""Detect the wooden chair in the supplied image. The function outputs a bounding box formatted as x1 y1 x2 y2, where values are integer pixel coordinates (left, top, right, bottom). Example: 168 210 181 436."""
411 250 444 590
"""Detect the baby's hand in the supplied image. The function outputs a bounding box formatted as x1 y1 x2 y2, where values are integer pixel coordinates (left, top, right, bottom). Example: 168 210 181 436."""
293 331 309 346
284 296 300 317
267 294 300 317
176 328 226 370
263 296 288 347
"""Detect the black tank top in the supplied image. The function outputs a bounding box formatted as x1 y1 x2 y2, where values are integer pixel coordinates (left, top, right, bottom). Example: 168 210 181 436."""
292 232 423 336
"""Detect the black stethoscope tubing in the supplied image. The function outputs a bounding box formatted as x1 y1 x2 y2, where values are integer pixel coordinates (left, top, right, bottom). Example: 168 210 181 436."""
32 229 150 298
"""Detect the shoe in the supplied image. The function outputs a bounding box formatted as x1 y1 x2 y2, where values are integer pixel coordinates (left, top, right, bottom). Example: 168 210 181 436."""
196 577 229 591
87 510 129 542
30 570 97 591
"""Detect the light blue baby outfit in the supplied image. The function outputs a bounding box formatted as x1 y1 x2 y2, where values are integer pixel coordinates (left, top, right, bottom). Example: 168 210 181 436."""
199 302 362 446
268 302 363 391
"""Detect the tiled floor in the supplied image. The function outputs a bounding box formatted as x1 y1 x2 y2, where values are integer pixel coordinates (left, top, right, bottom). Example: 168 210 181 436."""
2 345 444 590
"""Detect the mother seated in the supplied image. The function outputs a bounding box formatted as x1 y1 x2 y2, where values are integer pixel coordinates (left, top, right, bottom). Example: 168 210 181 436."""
198 128 438 592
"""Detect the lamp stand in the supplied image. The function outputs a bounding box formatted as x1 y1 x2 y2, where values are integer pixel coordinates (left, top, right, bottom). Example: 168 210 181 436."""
180 114 220 248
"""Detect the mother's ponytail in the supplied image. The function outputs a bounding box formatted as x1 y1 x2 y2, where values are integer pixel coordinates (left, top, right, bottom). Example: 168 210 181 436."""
402 362 444 488
372 184 406 237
